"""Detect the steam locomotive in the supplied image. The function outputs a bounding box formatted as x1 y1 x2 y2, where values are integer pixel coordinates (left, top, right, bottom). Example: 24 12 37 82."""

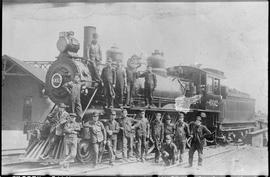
25 26 256 163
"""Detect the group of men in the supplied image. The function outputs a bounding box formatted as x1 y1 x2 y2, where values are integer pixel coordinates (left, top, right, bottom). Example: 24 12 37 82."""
82 109 212 168
38 103 211 168
64 32 158 119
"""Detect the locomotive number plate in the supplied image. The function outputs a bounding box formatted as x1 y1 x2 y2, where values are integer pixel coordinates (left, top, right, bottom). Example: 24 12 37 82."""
51 73 63 88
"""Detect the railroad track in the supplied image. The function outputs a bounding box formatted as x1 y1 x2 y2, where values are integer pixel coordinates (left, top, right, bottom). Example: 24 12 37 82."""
4 144 244 175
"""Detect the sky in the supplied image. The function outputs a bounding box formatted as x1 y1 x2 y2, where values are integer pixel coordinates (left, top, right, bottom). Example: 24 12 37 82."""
2 2 268 113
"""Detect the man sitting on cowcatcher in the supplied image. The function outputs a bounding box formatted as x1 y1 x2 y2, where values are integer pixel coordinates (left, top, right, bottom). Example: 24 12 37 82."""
39 103 70 161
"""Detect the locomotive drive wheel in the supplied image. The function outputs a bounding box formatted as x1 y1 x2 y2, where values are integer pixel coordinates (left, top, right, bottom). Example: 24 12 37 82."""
45 57 79 104
76 139 93 163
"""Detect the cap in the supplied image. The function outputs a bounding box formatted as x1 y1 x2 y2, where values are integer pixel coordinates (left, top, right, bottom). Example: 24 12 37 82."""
200 112 206 118
111 110 116 115
107 58 112 63
165 115 171 120
196 116 202 121
69 113 77 117
92 112 99 117
165 135 172 140
58 103 68 108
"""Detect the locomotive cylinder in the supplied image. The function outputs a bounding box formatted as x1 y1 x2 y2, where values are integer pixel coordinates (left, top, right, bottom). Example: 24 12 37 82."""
83 26 96 58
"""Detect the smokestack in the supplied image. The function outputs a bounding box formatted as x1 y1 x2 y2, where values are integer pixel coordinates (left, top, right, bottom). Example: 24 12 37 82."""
83 26 96 58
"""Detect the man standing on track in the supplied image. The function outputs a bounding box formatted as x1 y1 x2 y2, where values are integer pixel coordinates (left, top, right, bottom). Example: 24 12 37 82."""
150 113 164 163
163 115 175 142
188 115 211 167
60 113 81 168
174 112 190 164
105 110 120 165
119 109 136 161
84 112 107 168
133 110 150 162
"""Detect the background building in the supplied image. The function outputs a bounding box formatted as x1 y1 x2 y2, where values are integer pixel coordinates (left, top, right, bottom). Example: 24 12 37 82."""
2 55 54 150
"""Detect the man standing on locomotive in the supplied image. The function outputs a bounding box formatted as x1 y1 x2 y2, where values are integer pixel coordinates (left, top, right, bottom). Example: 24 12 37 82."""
84 112 107 168
132 110 150 162
163 115 175 142
86 32 102 84
174 112 190 164
101 58 116 108
150 113 164 163
60 113 81 168
62 73 85 119
105 110 120 165
139 65 157 108
125 55 141 107
115 61 127 108
40 103 69 160
188 115 211 167
119 109 137 161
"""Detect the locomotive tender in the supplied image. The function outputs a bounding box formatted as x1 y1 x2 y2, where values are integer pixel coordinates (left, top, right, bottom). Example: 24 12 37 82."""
26 26 256 162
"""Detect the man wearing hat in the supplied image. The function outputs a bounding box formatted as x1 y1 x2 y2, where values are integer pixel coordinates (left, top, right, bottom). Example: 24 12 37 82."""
139 65 157 108
119 109 137 160
175 112 190 164
132 110 150 162
86 33 102 84
150 113 164 163
161 135 177 166
84 111 107 167
60 113 81 168
62 73 85 119
163 115 175 143
188 114 211 167
101 58 116 108
105 110 120 165
40 103 69 160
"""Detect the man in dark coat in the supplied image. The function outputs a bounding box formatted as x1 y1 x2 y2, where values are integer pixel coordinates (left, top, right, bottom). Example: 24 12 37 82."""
174 113 190 164
161 135 177 166
139 66 157 108
132 110 150 162
119 109 137 160
150 113 164 163
105 110 120 165
163 115 175 142
101 58 116 108
115 62 127 108
188 115 211 167
62 73 85 118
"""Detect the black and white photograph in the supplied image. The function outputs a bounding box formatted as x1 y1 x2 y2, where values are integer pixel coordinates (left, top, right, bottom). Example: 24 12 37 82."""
2 0 268 176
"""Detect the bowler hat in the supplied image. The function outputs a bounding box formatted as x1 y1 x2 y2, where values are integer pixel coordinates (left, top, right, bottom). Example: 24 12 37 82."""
165 135 172 140
58 103 68 108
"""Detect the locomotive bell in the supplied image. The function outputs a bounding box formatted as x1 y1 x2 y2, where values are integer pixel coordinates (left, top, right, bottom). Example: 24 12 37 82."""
57 31 80 53
106 46 123 63
147 50 165 68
